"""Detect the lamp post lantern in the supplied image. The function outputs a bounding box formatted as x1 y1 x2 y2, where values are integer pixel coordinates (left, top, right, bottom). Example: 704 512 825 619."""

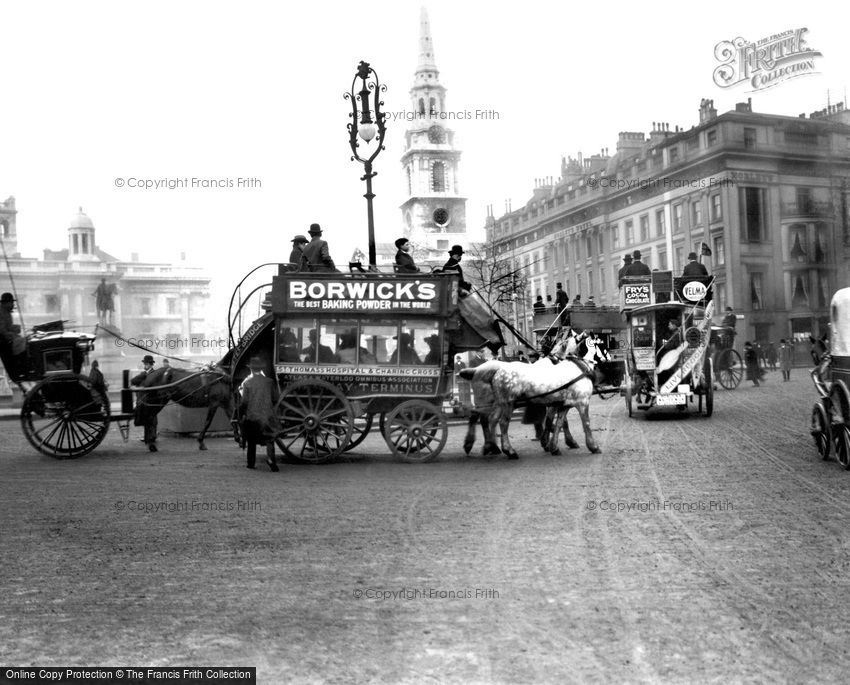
345 60 387 270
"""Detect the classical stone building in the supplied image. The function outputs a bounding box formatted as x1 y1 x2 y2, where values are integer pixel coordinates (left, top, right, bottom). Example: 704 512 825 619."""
0 201 214 386
486 100 850 360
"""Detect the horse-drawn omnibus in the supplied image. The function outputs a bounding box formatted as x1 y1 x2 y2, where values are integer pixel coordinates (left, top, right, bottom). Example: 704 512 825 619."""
810 286 850 468
227 268 501 463
620 272 715 417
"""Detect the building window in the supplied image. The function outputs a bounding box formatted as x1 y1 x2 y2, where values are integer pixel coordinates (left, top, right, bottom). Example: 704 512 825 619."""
789 224 807 262
72 234 79 254
81 234 88 254
740 187 765 242
436 240 448 250
598 233 604 255
167 298 178 315
715 282 726 311
751 272 764 310
673 204 683 232
656 210 665 237
45 294 59 312
692 201 703 226
140 298 151 316
658 252 667 270
668 146 679 163
585 235 592 258
675 247 683 272
713 236 725 265
431 162 446 192
600 268 605 293
639 215 649 241
706 129 718 147
612 224 620 248
625 220 634 244
786 129 817 146
795 187 812 214
744 127 756 149
687 136 699 150
710 194 722 221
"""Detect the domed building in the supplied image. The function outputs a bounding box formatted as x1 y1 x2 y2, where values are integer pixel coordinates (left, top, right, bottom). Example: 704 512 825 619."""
0 198 214 392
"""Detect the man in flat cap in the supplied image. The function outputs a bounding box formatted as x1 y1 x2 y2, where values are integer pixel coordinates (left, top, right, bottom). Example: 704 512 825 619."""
302 223 338 272
682 251 709 277
288 234 309 271
626 249 651 276
394 237 420 273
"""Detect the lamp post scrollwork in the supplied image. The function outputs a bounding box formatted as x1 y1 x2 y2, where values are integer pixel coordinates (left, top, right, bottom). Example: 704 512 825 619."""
345 60 387 270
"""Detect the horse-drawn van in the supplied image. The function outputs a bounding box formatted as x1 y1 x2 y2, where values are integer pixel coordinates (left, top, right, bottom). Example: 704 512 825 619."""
620 272 715 416
810 286 850 468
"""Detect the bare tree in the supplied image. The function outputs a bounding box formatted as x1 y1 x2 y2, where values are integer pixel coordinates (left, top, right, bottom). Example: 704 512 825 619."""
462 243 528 316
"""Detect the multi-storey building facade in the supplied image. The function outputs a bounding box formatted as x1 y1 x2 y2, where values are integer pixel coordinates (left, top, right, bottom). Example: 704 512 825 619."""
486 99 850 359
0 200 213 389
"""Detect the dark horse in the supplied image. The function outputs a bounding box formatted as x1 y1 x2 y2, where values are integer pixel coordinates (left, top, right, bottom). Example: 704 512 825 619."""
135 366 233 450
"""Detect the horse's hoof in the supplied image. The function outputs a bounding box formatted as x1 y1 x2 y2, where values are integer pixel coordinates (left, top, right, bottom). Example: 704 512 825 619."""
566 440 579 450
550 448 561 456
482 444 501 456
463 441 473 456
148 444 158 453
507 452 519 460
590 446 602 454
198 442 208 451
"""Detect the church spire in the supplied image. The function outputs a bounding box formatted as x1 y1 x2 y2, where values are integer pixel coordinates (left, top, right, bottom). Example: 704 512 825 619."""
414 7 440 88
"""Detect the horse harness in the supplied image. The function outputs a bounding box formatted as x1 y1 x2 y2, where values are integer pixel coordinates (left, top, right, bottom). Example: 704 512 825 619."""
518 355 596 402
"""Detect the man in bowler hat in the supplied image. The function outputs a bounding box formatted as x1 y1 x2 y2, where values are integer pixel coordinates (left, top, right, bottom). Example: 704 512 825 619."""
131 354 159 452
626 249 651 276
302 223 337 272
682 251 709 277
442 245 472 292
617 254 633 287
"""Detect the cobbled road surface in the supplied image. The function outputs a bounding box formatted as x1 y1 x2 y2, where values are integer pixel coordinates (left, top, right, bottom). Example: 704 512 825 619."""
2 372 850 683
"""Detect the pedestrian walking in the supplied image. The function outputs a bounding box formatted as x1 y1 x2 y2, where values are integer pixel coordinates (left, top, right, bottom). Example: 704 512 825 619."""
779 339 793 381
744 341 765 387
237 356 280 472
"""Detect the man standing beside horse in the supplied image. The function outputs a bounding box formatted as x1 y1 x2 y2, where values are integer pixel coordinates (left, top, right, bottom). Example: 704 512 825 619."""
132 354 159 452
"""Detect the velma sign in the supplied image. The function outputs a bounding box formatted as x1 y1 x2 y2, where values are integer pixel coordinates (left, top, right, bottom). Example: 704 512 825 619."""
682 281 708 302
271 274 450 316
623 284 651 306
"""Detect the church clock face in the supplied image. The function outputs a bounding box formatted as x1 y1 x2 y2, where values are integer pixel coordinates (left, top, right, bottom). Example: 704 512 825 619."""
428 125 446 144
433 207 449 226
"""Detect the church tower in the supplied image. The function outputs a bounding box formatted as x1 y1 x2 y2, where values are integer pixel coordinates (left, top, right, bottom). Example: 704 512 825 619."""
399 7 467 260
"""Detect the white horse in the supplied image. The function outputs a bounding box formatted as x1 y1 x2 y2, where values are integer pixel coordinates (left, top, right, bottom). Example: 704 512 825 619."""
459 330 600 458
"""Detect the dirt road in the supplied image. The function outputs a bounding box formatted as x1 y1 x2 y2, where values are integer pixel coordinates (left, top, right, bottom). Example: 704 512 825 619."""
2 373 850 683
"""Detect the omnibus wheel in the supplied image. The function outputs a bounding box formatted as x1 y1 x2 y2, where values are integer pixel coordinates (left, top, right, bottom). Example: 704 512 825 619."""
21 374 110 459
833 424 850 470
342 412 374 452
716 348 743 389
811 401 831 460
276 379 353 463
384 400 447 463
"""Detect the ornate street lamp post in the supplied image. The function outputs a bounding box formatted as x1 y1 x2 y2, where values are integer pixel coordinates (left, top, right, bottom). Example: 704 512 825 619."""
345 61 387 270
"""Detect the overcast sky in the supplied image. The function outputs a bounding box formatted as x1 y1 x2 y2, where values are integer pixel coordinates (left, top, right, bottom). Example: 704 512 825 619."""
0 0 846 330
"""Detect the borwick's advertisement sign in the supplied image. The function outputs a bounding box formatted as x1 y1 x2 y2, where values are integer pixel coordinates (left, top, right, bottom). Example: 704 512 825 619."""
274 277 445 315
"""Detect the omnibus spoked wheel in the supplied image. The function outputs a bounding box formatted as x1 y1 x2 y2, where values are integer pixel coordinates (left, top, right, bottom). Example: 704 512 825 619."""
21 374 110 459
383 400 447 463
276 379 353 463
810 401 832 460
342 412 374 452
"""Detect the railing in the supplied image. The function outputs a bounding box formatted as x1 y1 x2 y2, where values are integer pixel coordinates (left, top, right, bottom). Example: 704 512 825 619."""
781 201 833 217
